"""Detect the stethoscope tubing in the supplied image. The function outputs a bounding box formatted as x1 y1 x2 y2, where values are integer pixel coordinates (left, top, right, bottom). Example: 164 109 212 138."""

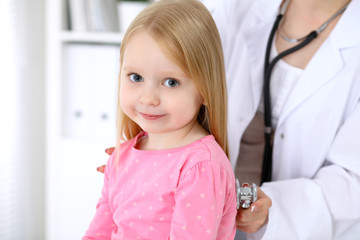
261 13 318 184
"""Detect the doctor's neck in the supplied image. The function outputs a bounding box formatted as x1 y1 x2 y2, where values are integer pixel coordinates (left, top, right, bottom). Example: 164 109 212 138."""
290 0 351 13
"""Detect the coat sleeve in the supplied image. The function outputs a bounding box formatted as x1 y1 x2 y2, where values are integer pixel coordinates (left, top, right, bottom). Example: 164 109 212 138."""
249 101 360 240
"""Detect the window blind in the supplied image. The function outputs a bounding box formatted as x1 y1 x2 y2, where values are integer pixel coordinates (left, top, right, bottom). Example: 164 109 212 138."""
0 1 25 239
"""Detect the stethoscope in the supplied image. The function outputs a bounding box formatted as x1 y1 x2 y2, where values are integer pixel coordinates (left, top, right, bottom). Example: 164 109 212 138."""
261 0 319 184
260 0 350 184
237 0 350 208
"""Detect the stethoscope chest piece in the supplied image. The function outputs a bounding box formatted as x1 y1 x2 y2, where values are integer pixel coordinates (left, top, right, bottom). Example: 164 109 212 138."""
236 179 258 209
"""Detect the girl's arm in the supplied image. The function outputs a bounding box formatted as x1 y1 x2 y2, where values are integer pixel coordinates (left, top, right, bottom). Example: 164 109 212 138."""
83 155 116 239
170 161 237 240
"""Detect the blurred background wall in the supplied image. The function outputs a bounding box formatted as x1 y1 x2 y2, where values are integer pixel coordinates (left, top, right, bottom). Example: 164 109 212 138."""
0 0 218 239
0 0 45 239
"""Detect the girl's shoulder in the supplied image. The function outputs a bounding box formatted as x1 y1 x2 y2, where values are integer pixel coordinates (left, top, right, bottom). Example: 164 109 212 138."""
180 135 233 175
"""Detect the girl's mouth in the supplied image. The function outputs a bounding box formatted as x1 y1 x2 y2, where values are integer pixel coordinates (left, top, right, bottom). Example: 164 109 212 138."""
140 112 166 120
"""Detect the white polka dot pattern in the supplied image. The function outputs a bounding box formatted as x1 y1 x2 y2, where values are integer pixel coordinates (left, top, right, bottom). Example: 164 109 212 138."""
82 132 237 239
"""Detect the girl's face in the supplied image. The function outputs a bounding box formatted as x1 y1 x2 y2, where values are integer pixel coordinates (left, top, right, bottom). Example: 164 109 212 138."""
120 31 204 141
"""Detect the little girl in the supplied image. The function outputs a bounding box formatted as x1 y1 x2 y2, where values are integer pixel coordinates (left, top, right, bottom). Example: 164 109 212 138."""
82 0 237 239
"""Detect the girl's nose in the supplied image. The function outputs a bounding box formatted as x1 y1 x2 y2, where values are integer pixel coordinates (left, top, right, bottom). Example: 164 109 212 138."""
139 88 160 106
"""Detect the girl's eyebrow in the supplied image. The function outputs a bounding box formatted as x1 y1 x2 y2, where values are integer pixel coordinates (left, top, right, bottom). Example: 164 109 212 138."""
157 69 190 78
122 66 138 72
160 71 183 76
122 67 190 79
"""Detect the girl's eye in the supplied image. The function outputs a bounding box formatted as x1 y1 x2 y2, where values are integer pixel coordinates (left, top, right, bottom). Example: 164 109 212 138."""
129 73 144 82
163 79 179 88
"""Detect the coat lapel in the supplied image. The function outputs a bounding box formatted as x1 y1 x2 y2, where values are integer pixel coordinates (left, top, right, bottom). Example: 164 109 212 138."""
277 40 344 127
278 0 360 127
241 0 360 128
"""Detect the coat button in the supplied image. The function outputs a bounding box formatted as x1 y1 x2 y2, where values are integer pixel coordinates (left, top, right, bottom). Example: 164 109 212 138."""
280 133 285 139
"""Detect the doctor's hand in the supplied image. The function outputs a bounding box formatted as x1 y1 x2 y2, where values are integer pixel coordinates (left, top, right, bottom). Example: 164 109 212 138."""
236 187 272 233
96 147 115 173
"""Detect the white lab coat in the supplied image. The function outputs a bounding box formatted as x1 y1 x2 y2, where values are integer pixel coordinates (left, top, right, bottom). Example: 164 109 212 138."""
213 0 360 239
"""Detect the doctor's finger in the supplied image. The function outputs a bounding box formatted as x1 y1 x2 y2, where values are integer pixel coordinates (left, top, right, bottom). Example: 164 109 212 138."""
253 187 272 211
236 204 267 223
236 210 268 233
105 147 115 155
236 187 271 226
97 165 106 173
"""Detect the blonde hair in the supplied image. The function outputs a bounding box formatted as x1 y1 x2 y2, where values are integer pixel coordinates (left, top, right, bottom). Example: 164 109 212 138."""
116 0 228 156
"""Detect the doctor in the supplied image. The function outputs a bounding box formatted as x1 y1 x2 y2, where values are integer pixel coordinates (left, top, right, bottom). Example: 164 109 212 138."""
213 0 360 239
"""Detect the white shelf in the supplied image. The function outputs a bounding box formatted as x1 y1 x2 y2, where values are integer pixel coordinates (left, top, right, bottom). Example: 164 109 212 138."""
60 31 124 44
46 0 122 239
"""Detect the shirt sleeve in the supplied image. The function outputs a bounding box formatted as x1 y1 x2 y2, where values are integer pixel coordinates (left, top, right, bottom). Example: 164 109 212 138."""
169 161 237 240
82 155 116 240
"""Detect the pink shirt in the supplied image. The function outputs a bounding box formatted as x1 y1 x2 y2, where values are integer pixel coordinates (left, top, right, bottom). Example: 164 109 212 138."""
83 132 237 239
